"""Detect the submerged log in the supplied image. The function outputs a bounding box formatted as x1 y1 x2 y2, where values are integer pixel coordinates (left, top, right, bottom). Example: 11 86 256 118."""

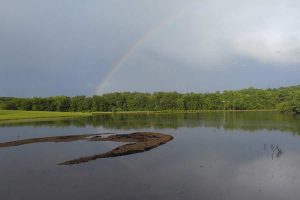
0 132 173 165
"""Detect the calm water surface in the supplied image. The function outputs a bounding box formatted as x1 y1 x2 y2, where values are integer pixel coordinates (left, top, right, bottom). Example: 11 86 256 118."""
1 112 300 200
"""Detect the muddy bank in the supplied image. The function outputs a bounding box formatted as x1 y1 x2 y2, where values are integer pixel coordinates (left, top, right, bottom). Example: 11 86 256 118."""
0 132 173 165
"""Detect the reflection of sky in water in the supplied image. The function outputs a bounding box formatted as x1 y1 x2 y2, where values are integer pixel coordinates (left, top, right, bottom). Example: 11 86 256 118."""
0 112 300 199
165 128 300 200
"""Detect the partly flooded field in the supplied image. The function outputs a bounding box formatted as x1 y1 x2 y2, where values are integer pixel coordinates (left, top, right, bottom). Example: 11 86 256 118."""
1 112 300 200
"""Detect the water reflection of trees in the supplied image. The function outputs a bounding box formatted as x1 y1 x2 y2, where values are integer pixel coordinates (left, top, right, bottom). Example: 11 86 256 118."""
1 112 300 135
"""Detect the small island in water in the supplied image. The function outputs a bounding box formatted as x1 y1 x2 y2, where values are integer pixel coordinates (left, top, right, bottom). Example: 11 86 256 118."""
0 132 173 165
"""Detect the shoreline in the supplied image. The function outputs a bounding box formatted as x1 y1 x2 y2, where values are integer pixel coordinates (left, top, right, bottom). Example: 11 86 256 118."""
92 109 276 114
0 109 279 122
0 110 91 121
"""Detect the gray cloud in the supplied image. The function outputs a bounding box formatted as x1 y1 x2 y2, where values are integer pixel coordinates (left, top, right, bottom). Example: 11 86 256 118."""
101 0 300 93
0 0 299 96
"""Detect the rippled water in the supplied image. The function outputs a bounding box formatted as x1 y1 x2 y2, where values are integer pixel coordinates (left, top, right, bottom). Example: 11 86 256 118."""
1 111 300 200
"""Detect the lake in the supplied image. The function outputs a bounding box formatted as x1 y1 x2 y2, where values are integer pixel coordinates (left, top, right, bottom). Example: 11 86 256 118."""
1 111 300 200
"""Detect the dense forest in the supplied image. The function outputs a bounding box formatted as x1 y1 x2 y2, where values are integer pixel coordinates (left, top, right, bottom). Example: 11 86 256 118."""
1 85 300 113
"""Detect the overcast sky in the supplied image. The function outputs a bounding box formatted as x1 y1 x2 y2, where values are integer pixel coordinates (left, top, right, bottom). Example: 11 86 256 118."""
1 0 300 97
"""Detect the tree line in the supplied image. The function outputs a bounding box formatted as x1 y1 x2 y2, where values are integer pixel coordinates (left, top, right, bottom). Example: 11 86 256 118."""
1 85 300 113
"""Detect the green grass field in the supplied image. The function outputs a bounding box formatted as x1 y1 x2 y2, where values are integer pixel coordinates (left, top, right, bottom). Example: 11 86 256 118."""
0 110 91 121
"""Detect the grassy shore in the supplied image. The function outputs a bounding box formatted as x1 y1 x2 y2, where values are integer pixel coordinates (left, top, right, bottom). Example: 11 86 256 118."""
0 109 277 121
0 110 91 121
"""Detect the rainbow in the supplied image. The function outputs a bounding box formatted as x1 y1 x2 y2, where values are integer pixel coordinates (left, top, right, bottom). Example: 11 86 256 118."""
95 6 194 95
